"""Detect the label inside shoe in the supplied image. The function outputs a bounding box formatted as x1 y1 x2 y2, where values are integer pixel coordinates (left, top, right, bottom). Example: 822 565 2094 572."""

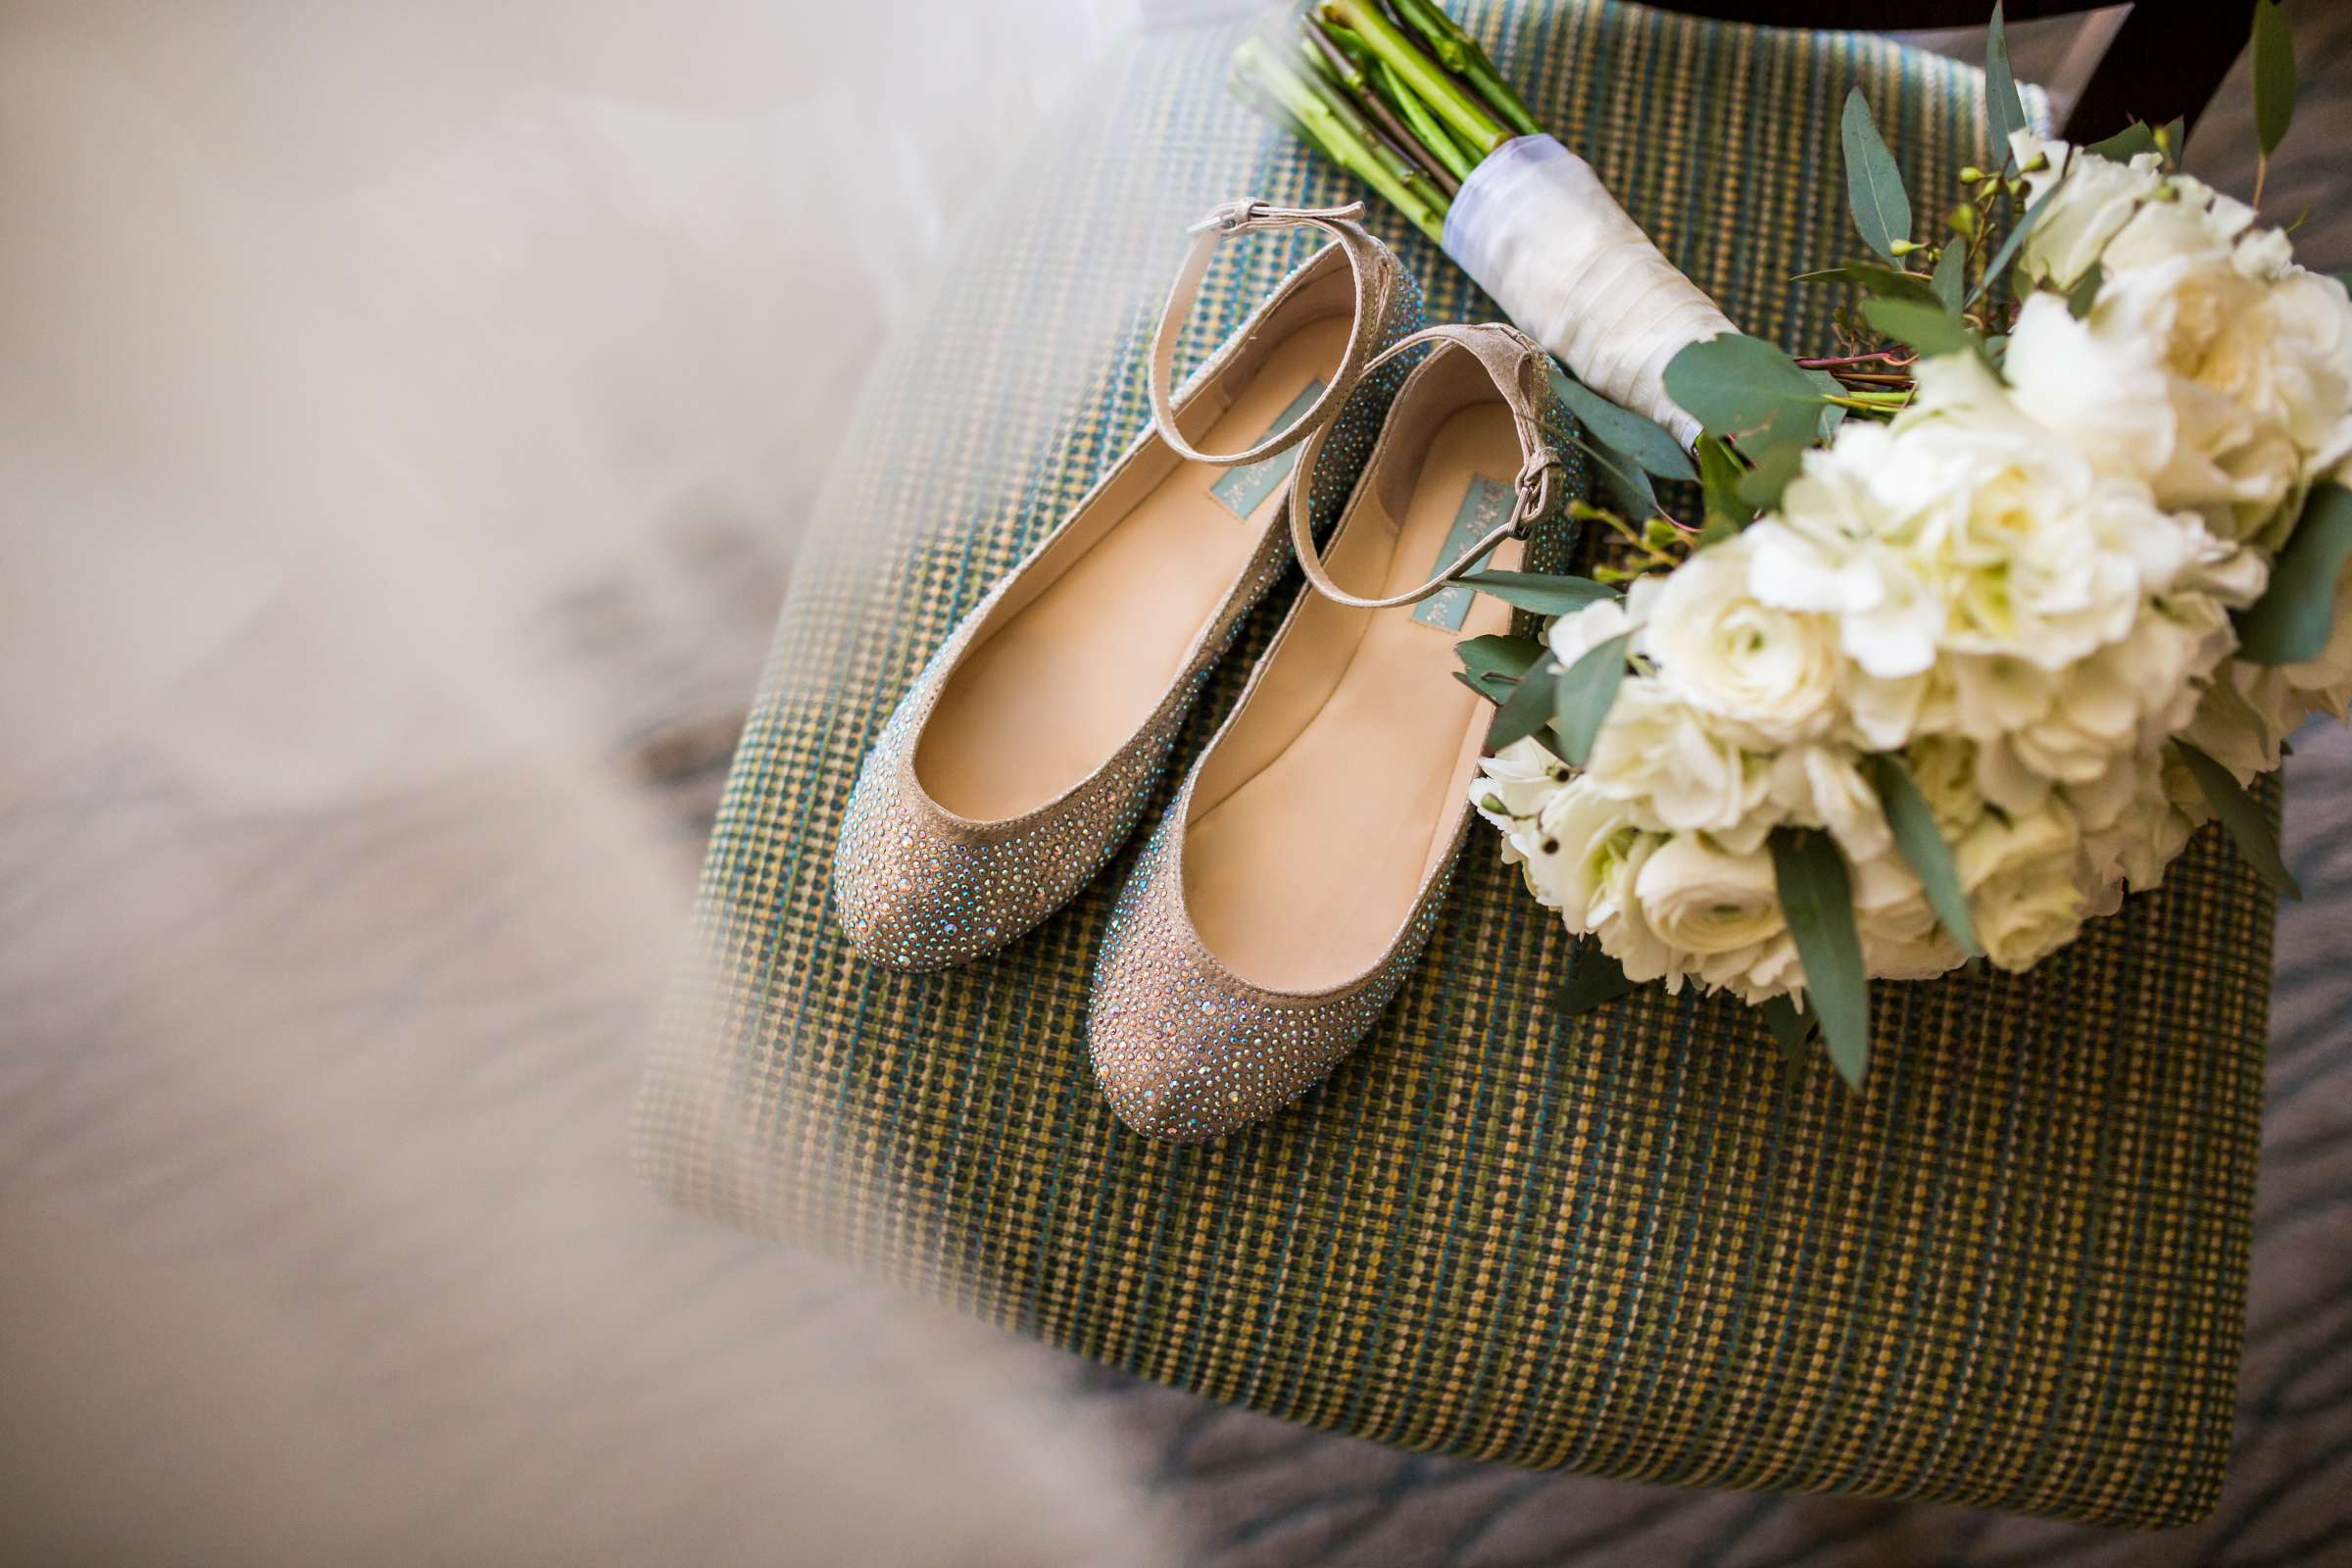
1208 379 1324 518
1411 475 1513 632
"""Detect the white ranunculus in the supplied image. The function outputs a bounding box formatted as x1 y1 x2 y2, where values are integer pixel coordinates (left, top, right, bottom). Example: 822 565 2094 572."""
1956 802 2087 970
1581 676 1772 836
1641 533 1842 744
1849 850 1966 981
1509 774 1680 985
1630 833 1799 1003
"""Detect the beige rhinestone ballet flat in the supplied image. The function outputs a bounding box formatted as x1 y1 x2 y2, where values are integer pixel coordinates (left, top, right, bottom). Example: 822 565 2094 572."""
833 200 1422 971
1088 323 1571 1140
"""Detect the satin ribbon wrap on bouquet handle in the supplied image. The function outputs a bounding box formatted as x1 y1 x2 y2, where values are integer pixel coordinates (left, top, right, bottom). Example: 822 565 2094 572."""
1443 135 1738 449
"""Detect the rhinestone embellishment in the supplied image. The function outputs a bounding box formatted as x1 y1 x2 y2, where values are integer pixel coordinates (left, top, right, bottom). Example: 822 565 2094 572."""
832 242 1425 972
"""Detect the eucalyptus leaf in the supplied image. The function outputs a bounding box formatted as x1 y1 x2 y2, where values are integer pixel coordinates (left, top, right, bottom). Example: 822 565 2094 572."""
1968 179 2056 307
1552 632 1632 765
1791 263 1940 306
2066 258 2104 318
1459 569 1619 617
1759 993 1816 1070
1864 755 1981 956
1931 243 1965 312
1984 1 2029 172
1859 295 1989 368
1770 828 1871 1089
1455 632 1544 683
2252 0 2295 158
1451 668 1509 705
1803 370 1848 438
1566 427 1662 522
1546 368 1697 480
2234 481 2352 663
1737 440 1806 513
1561 941 1635 1015
1841 87 1912 261
1695 434 1755 530
2177 742 2302 900
1663 333 1826 440
2084 122 2155 164
1486 652 1561 752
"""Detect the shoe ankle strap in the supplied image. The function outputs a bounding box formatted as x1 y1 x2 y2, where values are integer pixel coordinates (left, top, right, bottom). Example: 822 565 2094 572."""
1147 199 1392 467
1288 323 1565 611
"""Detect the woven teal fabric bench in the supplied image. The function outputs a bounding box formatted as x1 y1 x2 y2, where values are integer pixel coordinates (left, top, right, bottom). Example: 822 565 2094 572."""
636 1 2270 1527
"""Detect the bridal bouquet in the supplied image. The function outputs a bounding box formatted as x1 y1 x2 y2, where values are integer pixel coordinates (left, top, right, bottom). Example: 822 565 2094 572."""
1241 2 2348 1082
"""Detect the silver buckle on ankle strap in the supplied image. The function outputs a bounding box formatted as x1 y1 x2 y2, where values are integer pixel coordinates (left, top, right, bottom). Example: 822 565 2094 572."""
1188 198 1368 236
1191 199 1270 235
1511 448 1564 535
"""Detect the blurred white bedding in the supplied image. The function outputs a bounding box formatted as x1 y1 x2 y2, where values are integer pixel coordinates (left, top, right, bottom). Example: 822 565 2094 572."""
0 3 1174 1561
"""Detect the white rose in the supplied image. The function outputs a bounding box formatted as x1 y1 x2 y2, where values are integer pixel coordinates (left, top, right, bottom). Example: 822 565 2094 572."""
1956 802 2087 970
1581 677 1773 837
1639 533 1842 744
1630 833 1799 1004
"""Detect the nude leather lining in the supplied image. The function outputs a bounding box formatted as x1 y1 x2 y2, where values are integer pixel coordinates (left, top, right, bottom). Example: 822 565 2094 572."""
1185 365 1524 992
915 271 1356 822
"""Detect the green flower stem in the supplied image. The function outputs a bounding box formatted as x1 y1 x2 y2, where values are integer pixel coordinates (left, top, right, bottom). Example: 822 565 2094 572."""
1388 0 1543 138
1375 55 1478 183
1302 20 1458 196
1294 38 1448 218
1236 35 1447 241
1317 0 1509 163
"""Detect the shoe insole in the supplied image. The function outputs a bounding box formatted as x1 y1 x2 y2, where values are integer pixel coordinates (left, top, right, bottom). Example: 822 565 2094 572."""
1185 404 1522 993
917 316 1351 821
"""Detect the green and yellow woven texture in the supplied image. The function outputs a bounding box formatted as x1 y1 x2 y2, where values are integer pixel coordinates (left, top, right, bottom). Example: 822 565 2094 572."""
634 2 2272 1529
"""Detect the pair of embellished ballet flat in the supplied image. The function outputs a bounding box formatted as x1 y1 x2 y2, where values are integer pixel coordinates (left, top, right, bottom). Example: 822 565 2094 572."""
833 198 1572 1143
